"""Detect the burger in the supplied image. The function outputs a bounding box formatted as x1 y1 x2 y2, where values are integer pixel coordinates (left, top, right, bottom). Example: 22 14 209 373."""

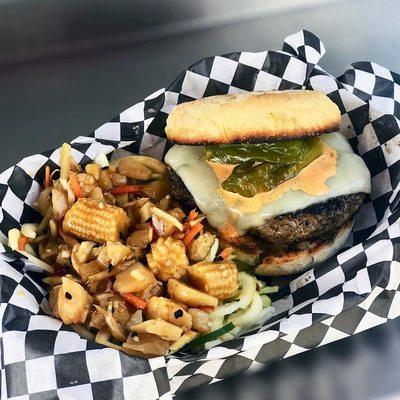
164 90 371 276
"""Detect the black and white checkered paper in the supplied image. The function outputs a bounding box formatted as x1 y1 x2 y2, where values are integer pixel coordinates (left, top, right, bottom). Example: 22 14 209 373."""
1 30 400 400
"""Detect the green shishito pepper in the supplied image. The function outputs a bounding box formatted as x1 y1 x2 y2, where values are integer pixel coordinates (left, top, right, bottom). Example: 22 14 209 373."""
204 137 323 197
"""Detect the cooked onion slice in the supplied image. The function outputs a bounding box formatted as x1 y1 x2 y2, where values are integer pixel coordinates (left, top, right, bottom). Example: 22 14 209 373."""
227 293 263 328
152 207 183 231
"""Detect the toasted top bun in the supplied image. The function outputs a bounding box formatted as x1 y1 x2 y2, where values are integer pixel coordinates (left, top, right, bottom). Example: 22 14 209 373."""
165 90 340 145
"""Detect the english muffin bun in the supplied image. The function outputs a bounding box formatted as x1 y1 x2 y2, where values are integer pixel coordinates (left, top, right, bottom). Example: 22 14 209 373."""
164 89 370 278
165 90 340 145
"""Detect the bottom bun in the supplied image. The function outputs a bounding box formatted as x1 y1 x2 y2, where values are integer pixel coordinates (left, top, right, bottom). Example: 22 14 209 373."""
253 221 353 276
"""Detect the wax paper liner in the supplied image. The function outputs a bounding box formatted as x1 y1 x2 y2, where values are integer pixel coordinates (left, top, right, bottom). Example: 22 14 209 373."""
1 30 400 400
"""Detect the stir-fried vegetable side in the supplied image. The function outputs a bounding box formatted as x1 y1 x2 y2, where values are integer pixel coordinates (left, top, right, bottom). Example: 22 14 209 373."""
7 143 276 357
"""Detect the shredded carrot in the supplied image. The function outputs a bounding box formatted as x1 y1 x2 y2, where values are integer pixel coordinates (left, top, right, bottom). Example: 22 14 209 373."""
198 305 215 313
183 222 203 247
187 209 199 223
18 235 29 251
110 185 143 195
121 293 148 310
184 209 199 231
218 247 232 260
69 172 84 198
44 166 51 188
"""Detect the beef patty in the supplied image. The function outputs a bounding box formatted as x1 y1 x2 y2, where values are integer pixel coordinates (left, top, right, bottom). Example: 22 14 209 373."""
168 167 365 245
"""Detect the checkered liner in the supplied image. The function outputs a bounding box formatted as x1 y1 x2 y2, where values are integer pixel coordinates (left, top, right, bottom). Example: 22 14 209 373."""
1 30 400 400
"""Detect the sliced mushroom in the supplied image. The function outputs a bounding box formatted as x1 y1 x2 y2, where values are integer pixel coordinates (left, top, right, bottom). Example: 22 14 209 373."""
135 280 163 301
141 180 170 202
88 309 106 330
117 157 152 180
111 172 127 187
127 229 152 248
112 299 132 326
119 155 167 176
123 333 170 356
94 305 127 342
49 285 61 318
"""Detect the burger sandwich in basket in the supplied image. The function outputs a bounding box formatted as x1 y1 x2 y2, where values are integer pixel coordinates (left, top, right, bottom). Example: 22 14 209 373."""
165 90 371 276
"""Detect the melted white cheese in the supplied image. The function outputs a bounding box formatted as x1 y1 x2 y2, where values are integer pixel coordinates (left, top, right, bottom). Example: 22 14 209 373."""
165 133 371 235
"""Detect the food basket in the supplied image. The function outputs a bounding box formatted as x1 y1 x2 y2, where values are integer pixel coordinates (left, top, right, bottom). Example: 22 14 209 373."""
1 30 399 400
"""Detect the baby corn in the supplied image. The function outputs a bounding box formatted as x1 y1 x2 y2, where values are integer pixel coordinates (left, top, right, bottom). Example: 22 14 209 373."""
187 260 239 300
63 198 129 243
